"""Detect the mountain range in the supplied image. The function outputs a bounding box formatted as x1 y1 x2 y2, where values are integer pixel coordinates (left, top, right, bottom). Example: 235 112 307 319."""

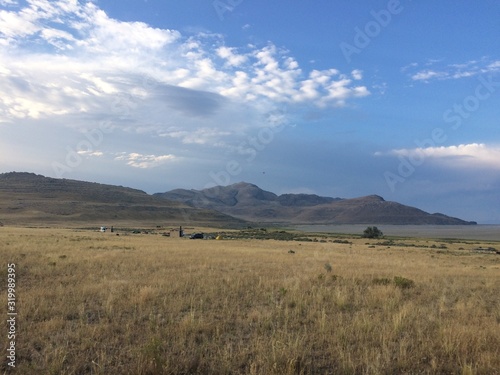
0 172 476 227
157 182 476 225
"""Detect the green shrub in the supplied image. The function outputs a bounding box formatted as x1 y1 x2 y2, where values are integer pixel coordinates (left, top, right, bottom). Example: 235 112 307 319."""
393 276 415 289
362 226 383 239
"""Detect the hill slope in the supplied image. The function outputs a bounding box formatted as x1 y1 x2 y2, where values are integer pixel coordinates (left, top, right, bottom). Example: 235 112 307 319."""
0 172 245 227
155 182 476 225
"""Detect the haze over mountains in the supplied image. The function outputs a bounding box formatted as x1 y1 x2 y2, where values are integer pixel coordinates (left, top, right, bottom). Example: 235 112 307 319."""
0 172 476 227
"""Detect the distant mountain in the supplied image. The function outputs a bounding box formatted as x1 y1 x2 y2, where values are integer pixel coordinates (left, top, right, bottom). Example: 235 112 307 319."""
155 182 476 225
0 173 476 227
0 172 245 227
154 182 340 222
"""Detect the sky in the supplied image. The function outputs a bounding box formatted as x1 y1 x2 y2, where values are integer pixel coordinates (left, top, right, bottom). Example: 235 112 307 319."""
0 0 499 223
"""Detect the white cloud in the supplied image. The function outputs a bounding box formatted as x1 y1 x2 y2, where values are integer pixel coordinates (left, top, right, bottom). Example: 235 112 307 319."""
159 127 232 145
487 61 500 70
177 41 369 106
0 7 38 40
386 143 500 170
0 1 370 125
407 59 500 82
351 69 363 80
183 128 231 145
291 68 369 105
0 0 179 50
114 152 177 169
78 5 180 53
40 28 76 50
410 70 446 81
77 150 104 157
216 46 247 67
0 0 371 181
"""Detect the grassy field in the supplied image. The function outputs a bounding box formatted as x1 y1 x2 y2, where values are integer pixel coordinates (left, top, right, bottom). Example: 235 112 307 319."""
1 227 499 374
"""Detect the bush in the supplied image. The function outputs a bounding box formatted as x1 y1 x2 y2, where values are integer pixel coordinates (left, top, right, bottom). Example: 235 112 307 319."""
362 226 384 239
393 276 415 289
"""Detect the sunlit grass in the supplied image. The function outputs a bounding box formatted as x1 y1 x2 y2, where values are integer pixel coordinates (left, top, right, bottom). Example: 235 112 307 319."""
1 227 499 374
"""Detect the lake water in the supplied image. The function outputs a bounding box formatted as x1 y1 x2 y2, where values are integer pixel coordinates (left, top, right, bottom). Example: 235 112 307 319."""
293 224 500 242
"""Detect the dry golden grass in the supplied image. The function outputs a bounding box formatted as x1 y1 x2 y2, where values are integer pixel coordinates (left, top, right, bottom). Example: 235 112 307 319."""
1 227 499 374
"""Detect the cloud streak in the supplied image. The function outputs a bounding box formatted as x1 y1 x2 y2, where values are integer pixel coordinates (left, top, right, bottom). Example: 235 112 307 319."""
114 152 177 169
406 59 500 82
385 143 500 170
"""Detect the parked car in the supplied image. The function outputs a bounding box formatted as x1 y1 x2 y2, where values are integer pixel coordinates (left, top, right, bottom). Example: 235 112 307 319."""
189 232 204 239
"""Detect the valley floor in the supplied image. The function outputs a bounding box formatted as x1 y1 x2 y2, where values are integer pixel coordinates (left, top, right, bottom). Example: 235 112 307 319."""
295 224 500 242
1 227 499 374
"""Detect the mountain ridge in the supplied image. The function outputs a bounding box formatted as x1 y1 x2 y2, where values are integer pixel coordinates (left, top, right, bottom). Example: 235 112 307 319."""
0 173 477 226
155 181 477 225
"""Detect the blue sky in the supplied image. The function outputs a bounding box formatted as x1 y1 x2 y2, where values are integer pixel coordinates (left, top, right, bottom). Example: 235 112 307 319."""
1 0 499 223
